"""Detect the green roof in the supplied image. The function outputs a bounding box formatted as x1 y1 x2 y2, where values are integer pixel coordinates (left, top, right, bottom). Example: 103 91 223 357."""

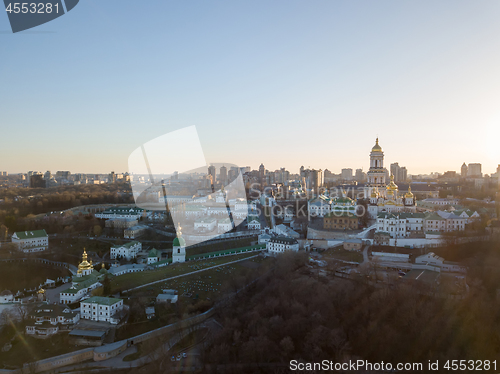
152 258 172 265
425 213 445 220
72 272 99 283
186 244 265 260
33 303 78 319
13 229 47 239
331 197 354 204
325 211 357 218
148 248 158 257
81 296 122 306
173 237 186 247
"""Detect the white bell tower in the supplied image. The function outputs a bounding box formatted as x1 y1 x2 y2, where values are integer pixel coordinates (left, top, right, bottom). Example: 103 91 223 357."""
367 138 386 188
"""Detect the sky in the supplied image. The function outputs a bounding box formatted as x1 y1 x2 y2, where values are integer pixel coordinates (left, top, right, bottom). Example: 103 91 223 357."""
1 0 500 176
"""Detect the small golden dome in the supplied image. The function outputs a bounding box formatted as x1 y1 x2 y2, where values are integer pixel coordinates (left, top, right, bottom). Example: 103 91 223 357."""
405 186 414 198
386 174 398 190
78 249 92 272
371 137 383 152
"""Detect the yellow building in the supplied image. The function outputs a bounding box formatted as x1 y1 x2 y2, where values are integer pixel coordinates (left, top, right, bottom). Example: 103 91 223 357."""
323 211 358 230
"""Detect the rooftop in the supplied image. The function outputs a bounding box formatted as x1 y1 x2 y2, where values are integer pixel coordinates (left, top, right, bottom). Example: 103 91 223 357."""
81 296 122 306
112 240 141 249
13 229 48 239
269 236 298 244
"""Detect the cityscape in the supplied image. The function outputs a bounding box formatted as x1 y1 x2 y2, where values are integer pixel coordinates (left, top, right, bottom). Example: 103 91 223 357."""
0 136 499 372
2 0 500 373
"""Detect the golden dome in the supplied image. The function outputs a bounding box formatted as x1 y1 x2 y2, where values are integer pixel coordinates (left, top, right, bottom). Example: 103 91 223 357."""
38 288 45 294
78 249 92 272
386 174 398 191
405 186 414 198
371 137 383 152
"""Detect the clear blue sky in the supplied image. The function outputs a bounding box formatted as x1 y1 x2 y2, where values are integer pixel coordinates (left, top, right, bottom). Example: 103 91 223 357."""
1 0 500 175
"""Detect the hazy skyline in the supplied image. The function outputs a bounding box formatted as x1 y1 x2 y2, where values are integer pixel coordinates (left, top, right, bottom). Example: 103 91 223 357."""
1 1 500 175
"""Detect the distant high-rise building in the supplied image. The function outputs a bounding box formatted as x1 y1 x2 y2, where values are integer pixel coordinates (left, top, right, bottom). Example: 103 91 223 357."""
311 169 323 195
200 175 211 189
27 171 43 186
461 162 468 177
299 168 323 194
109 171 116 183
355 169 366 182
44 171 52 180
30 174 46 188
399 167 407 182
208 165 216 184
468 163 482 178
497 165 500 187
390 163 400 180
275 168 289 184
55 171 71 179
228 166 239 183
219 165 228 186
390 162 408 182
259 164 265 185
341 168 353 181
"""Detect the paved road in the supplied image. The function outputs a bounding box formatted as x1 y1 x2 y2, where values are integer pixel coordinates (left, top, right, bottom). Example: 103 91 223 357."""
58 319 218 372
44 282 72 304
123 254 260 293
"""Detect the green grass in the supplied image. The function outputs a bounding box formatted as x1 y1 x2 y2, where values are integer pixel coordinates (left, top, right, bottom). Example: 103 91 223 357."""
128 256 266 303
114 256 267 341
322 248 363 263
111 252 258 293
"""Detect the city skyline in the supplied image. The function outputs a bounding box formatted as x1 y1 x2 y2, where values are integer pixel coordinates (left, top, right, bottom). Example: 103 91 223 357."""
1 1 500 174
2 136 498 177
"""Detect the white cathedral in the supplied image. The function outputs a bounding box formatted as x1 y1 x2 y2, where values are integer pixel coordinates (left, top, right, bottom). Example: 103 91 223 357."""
366 138 416 218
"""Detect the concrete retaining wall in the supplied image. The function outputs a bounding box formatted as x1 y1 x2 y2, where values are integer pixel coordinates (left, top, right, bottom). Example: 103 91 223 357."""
18 308 216 373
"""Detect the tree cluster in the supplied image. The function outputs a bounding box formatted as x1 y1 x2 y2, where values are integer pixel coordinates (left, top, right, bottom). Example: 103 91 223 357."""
204 252 500 373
